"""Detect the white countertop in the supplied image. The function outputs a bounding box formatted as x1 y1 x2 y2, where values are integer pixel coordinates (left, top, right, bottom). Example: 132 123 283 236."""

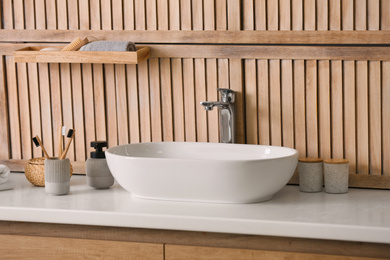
1 173 389 244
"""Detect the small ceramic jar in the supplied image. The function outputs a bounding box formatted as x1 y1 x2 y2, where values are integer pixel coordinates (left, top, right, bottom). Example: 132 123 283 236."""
298 158 323 192
324 159 349 194
45 158 70 195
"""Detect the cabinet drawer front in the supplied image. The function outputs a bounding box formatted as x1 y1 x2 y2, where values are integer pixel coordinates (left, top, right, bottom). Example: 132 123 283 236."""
1 234 163 260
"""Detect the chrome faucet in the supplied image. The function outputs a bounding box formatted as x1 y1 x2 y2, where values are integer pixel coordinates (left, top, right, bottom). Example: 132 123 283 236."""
200 88 235 143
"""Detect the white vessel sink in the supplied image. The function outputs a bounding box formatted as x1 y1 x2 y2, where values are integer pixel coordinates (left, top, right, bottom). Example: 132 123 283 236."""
105 142 298 203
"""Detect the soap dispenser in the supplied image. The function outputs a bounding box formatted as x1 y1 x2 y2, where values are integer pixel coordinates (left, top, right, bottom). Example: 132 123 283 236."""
86 141 114 189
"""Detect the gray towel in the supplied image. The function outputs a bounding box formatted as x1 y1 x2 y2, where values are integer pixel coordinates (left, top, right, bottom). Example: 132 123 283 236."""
80 41 136 52
0 165 13 191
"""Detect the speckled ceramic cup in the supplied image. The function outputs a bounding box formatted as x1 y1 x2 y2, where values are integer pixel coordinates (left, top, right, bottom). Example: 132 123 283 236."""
44 158 70 195
324 159 349 194
298 158 323 193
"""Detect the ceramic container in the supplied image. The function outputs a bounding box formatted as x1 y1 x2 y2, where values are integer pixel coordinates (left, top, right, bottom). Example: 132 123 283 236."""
324 159 349 194
45 158 70 195
298 158 323 192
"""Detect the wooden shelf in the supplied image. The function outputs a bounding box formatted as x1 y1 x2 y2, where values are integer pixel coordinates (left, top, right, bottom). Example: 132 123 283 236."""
14 46 150 64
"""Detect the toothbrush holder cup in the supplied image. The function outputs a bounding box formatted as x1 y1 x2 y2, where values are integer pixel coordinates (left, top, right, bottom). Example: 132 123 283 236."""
44 157 71 195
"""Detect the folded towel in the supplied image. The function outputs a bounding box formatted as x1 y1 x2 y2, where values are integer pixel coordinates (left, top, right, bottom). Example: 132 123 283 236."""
79 41 136 52
0 164 14 191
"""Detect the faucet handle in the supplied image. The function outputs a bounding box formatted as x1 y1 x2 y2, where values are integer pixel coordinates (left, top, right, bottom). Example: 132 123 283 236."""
216 88 235 103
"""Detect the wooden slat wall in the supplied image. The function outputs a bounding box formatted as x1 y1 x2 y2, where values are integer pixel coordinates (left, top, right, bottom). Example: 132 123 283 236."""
0 0 389 185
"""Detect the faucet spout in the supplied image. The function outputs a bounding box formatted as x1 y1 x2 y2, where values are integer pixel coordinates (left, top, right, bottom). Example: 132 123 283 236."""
200 89 236 143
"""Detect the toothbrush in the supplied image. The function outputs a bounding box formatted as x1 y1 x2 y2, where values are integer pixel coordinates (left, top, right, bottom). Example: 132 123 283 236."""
60 129 75 160
32 136 50 159
58 126 67 157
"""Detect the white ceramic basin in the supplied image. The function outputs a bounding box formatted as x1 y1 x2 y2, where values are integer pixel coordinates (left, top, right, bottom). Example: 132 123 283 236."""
105 142 298 203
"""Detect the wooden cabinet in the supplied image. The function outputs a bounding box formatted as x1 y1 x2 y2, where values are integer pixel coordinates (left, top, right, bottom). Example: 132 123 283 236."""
1 234 163 260
165 245 387 260
1 221 389 260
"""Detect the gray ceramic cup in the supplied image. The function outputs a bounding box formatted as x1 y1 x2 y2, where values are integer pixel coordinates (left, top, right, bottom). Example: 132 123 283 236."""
45 158 70 195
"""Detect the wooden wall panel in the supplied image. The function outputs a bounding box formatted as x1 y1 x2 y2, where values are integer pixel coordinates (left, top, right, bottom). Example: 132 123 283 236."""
1 0 390 186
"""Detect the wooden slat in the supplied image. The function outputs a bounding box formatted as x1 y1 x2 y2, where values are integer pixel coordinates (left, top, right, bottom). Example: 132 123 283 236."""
281 60 294 148
101 0 112 30
124 0 135 30
204 0 215 30
81 64 96 156
115 64 129 145
171 58 185 141
16 63 32 159
157 0 169 30
112 0 124 30
49 64 63 158
194 59 207 142
127 65 140 143
383 61 390 176
294 60 306 157
169 0 180 30
192 0 203 31
317 0 328 30
267 0 278 30
368 0 380 30
4 30 390 45
356 61 369 174
149 58 163 142
38 63 53 157
318 61 331 160
13 0 24 29
0 56 10 159
79 0 90 30
229 59 244 144
206 59 219 143
356 0 367 30
60 64 75 161
138 61 151 142
146 0 157 30
35 0 46 29
90 0 101 30
329 0 341 30
93 64 107 141
216 0 227 30
331 61 344 159
68 0 79 30
342 0 354 30
181 0 192 30
227 0 240 31
46 0 57 30
149 45 390 61
27 63 42 158
254 0 266 30
105 64 118 147
279 0 291 30
269 60 281 146
57 0 68 30
304 0 315 30
257 60 270 145
343 61 356 174
183 58 196 142
24 0 35 30
292 0 303 30
369 61 382 175
71 64 86 161
305 60 318 157
245 59 258 145
160 58 173 141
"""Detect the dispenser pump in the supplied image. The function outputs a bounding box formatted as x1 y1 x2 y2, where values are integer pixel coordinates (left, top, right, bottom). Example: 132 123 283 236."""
90 141 108 158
